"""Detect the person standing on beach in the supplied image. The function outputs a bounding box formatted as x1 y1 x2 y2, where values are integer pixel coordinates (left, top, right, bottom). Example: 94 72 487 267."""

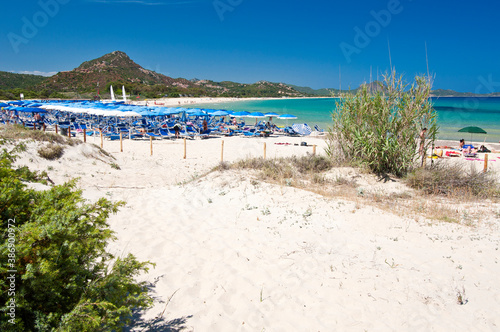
202 119 208 134
419 127 427 165
173 123 181 138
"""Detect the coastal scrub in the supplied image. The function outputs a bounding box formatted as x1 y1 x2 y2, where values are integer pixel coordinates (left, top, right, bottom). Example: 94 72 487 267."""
0 144 153 331
327 72 438 177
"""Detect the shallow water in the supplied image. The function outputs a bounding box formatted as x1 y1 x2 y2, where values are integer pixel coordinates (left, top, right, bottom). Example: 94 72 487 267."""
192 97 500 143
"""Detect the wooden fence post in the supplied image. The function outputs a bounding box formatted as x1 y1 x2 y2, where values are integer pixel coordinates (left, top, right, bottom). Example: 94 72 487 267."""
221 140 224 162
263 142 267 159
120 132 123 152
183 138 187 159
484 154 489 172
150 136 153 156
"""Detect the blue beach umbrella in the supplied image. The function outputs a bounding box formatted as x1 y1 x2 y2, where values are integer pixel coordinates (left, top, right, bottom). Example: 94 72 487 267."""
278 114 297 126
17 107 47 113
278 114 297 120
248 112 265 118
188 110 207 117
264 112 280 117
168 108 183 115
0 103 9 107
212 110 229 116
232 111 251 117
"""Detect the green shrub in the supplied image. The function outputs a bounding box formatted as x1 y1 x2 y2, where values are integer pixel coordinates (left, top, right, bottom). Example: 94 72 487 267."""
326 72 438 177
0 145 153 331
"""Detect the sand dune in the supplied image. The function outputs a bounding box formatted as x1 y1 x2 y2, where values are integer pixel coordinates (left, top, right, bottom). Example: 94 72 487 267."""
12 135 500 331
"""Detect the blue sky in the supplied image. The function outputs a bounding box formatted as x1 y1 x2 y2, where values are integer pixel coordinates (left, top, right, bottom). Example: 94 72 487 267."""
1 0 499 92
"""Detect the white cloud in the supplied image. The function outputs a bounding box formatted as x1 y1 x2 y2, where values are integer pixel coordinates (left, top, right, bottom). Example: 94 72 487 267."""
12 71 58 77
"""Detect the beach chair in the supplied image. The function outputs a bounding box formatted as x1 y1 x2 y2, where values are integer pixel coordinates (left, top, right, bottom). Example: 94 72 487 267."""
159 128 175 139
146 132 162 140
178 126 195 139
284 126 300 136
314 125 325 133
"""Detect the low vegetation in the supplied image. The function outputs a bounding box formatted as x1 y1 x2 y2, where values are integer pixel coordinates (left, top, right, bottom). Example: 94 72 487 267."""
37 143 65 160
0 124 79 146
326 72 438 177
218 154 499 224
406 162 500 199
0 142 153 331
231 155 334 184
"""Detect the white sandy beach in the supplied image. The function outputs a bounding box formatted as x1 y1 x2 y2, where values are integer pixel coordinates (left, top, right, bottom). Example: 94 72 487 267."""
132 96 332 107
12 134 500 331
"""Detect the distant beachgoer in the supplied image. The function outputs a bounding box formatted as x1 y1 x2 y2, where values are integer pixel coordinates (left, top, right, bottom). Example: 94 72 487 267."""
419 128 427 162
202 119 208 133
173 123 182 138
463 146 477 156
459 139 465 149
232 117 237 126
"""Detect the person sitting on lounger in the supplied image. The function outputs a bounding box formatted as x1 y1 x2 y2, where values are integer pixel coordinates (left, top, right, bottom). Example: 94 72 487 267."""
459 139 465 149
463 146 477 156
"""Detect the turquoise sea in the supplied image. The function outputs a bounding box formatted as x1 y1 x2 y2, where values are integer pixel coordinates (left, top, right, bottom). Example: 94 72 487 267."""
193 97 500 143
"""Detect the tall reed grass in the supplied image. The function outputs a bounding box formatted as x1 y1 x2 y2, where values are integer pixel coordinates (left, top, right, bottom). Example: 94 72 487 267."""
326 72 438 177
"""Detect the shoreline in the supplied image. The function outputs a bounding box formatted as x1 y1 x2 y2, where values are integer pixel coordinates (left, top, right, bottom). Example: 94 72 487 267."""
132 96 335 107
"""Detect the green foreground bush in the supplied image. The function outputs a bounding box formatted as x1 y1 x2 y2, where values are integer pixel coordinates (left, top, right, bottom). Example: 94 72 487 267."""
0 145 153 331
327 72 438 177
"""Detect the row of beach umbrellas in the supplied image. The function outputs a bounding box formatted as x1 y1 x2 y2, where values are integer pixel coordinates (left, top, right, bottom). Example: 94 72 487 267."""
3 101 299 120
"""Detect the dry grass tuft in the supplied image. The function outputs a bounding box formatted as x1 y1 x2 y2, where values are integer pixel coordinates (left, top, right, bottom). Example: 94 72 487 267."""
212 155 500 225
1 124 80 146
406 162 500 199
37 144 64 160
290 155 334 174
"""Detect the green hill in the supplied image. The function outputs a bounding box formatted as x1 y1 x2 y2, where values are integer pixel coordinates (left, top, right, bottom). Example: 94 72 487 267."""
0 71 47 90
35 51 303 99
287 84 338 96
8 51 494 100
